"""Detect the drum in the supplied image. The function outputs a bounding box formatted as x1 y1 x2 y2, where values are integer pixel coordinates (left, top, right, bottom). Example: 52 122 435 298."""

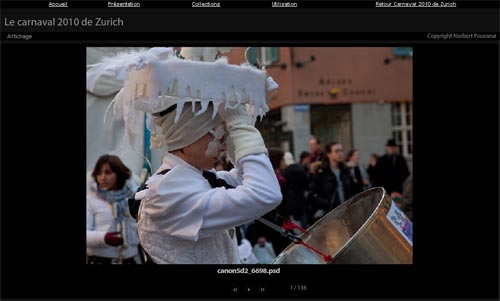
272 187 413 264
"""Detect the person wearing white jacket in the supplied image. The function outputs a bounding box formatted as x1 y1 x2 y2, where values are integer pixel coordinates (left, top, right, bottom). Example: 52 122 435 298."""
86 154 141 264
136 104 281 263
87 47 281 264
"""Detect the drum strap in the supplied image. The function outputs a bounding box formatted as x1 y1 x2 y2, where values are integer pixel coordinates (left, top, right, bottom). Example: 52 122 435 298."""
256 217 334 263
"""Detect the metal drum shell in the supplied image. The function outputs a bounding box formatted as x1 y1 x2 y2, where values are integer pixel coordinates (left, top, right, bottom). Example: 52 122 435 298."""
272 187 413 264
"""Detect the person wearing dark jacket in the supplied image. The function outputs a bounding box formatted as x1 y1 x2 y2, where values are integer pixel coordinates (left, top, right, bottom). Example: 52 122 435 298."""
309 142 353 223
366 153 378 187
345 149 371 195
374 139 410 195
282 161 310 228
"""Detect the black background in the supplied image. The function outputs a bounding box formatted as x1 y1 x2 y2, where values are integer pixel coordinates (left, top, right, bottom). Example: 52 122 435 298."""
1 33 499 300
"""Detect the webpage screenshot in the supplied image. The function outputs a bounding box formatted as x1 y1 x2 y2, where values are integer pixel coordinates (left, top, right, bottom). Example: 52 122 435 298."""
1 1 499 299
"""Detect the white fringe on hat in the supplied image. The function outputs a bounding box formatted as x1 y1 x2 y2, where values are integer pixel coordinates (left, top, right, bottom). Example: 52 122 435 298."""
87 47 279 153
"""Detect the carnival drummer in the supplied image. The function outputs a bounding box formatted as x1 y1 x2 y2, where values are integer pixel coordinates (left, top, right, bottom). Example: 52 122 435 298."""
87 47 282 264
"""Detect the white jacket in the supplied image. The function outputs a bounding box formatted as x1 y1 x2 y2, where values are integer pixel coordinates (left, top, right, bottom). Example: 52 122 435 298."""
137 152 282 264
86 177 140 260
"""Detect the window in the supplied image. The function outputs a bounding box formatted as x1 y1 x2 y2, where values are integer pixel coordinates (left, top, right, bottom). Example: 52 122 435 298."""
393 47 413 58
245 47 279 67
391 102 413 158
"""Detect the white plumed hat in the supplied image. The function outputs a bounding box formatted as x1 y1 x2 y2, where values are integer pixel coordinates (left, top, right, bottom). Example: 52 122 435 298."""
87 47 279 151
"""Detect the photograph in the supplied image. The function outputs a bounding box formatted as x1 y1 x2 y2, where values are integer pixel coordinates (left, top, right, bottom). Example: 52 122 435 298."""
86 46 413 265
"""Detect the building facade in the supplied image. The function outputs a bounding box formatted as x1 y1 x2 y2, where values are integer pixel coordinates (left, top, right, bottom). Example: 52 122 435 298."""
227 47 413 170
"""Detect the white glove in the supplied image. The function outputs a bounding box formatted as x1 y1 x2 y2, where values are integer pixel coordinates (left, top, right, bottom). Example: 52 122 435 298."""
224 133 237 166
218 104 267 164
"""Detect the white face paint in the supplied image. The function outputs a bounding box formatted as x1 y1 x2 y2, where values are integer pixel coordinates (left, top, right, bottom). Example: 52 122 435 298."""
205 124 226 158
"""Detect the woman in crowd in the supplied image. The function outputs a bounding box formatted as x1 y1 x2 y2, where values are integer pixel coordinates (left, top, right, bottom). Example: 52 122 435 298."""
86 154 141 264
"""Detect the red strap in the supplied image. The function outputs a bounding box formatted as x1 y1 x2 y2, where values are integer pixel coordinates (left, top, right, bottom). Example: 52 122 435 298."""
296 240 334 263
279 217 333 263
281 220 309 234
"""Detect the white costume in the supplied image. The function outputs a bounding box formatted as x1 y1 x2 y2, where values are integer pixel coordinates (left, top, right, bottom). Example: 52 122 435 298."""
87 47 281 264
138 152 279 263
86 178 140 260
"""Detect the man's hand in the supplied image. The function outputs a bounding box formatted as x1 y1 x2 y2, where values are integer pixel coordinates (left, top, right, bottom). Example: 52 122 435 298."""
218 105 267 164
